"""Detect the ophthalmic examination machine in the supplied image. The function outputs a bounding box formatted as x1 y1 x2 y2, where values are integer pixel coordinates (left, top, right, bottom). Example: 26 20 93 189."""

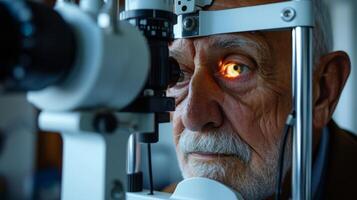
0 0 314 199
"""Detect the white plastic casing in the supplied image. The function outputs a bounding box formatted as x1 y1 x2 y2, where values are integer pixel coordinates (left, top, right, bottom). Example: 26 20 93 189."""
170 177 243 200
174 0 213 15
125 0 174 12
27 2 150 111
175 0 196 14
126 177 243 200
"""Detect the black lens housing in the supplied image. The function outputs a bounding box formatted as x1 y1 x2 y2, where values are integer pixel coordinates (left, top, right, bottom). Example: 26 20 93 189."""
121 9 179 95
0 1 76 92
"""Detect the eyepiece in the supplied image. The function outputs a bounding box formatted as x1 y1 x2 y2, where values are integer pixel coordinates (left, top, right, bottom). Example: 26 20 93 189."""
0 1 76 92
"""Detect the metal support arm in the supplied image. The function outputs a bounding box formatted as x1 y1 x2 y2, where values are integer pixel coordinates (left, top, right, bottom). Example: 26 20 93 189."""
292 26 313 200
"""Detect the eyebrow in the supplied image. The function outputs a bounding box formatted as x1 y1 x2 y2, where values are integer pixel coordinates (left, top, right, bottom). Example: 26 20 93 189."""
211 35 270 60
212 37 257 49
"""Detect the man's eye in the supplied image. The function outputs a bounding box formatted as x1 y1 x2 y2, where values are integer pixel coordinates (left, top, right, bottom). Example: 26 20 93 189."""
169 69 191 89
219 62 250 79
178 70 191 83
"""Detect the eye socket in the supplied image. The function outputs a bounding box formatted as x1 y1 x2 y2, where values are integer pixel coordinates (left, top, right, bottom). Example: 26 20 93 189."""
169 68 192 89
177 70 191 83
219 62 250 79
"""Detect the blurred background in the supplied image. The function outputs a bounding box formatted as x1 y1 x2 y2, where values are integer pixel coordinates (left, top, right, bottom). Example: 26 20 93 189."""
0 0 355 199
328 0 357 134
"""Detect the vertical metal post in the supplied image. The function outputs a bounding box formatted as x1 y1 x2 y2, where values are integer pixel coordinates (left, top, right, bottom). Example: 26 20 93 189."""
292 26 313 200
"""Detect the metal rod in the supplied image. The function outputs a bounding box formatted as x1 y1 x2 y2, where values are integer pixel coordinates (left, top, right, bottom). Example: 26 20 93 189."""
147 143 154 195
127 133 141 174
292 26 313 200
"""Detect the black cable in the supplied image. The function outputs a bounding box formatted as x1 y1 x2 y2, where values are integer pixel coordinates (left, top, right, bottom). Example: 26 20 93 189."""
275 111 295 200
147 143 154 195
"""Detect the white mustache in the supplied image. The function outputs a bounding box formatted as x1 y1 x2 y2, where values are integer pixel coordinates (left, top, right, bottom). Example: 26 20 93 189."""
178 128 252 164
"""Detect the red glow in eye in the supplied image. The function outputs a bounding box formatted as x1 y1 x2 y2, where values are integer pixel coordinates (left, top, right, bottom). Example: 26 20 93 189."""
220 63 242 79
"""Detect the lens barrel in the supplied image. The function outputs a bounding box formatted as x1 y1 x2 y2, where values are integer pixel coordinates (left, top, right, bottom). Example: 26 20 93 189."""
121 9 178 95
0 1 76 92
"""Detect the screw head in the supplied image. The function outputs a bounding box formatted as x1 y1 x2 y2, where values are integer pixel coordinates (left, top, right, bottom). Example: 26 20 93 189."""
93 112 118 134
281 7 296 22
183 16 196 31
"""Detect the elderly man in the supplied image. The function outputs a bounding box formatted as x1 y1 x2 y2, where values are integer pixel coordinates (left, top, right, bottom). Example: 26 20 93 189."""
166 0 356 199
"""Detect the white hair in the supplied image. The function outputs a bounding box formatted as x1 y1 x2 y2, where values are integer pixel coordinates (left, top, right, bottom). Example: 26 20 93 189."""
313 0 333 63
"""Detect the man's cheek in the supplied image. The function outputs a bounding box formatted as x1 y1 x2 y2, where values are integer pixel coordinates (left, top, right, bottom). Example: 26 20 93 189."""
221 93 256 138
221 91 274 155
172 109 185 145
257 110 284 147
256 88 291 146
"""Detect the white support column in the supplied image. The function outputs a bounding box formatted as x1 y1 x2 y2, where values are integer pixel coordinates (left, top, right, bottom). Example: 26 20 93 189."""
61 133 107 200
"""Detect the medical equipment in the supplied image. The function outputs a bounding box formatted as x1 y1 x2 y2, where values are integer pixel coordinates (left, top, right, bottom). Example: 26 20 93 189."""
0 0 314 199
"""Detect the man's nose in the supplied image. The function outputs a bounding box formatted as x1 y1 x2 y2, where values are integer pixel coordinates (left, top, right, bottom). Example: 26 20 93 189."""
181 68 223 131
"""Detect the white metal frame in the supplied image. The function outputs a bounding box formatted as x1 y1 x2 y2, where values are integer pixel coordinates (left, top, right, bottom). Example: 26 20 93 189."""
174 1 312 37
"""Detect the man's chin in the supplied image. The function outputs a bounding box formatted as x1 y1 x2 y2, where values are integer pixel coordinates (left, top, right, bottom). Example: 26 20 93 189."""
180 156 275 200
182 155 245 187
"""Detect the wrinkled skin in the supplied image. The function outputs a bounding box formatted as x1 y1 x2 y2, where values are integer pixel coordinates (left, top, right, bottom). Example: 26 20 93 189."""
167 0 351 199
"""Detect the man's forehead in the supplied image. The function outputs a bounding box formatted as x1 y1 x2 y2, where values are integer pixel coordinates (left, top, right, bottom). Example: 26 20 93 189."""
170 32 267 57
207 0 286 10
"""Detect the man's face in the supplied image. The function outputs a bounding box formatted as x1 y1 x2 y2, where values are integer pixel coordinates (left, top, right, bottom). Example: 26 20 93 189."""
167 0 293 199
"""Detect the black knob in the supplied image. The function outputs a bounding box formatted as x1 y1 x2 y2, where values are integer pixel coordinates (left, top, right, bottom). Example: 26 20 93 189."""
93 112 118 134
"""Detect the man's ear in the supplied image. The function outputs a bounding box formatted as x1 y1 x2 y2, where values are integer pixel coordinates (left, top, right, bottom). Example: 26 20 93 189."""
313 51 351 129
